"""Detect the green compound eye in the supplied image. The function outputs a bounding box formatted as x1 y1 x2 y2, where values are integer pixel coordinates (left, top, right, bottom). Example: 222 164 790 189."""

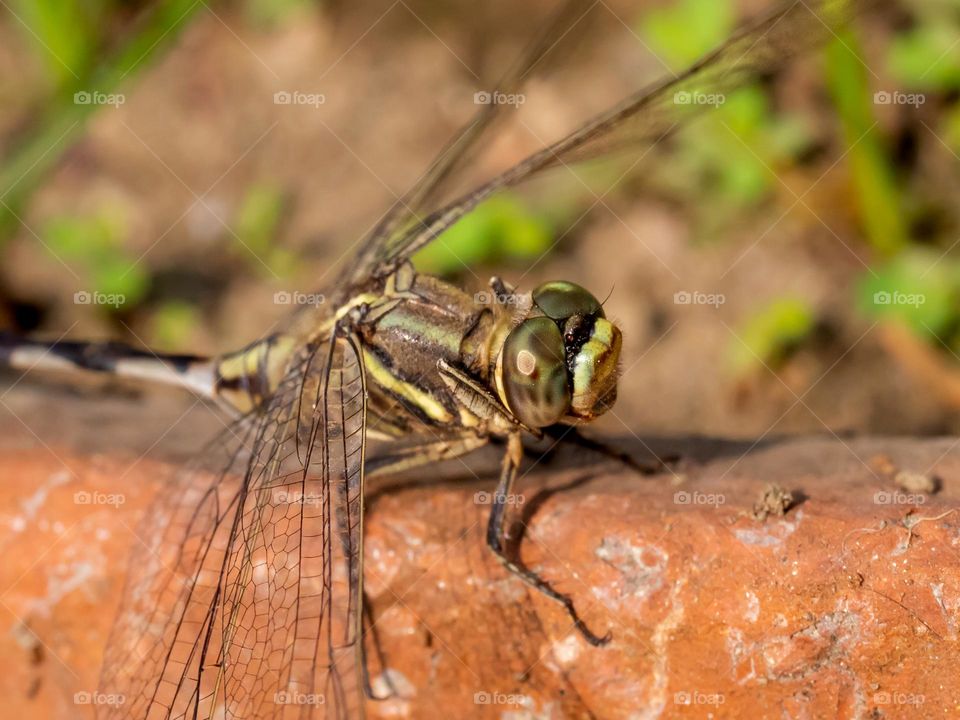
532 281 604 321
501 317 571 428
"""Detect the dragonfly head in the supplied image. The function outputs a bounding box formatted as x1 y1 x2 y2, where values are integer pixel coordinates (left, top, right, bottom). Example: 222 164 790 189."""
497 281 621 428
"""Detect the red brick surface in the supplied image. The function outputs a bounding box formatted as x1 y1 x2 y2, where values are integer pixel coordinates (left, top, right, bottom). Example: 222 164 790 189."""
1 436 958 718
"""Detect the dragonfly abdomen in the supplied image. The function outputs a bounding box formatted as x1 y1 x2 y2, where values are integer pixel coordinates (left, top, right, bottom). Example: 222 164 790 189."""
0 332 217 399
212 333 300 414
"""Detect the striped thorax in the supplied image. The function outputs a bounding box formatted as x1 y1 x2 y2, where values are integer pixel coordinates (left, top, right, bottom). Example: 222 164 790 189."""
211 269 622 439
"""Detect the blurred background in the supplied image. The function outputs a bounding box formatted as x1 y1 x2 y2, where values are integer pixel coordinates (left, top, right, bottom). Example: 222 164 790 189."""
0 0 958 447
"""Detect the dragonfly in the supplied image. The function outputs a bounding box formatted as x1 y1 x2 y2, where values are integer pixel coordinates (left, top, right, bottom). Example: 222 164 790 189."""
0 0 873 717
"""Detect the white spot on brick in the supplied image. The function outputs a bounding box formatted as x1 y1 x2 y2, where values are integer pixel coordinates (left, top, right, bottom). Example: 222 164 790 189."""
931 583 957 640
733 511 802 548
634 580 686 719
595 536 669 605
551 634 581 667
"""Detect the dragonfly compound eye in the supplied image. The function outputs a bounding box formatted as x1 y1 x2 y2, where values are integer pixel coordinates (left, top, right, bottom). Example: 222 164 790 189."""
531 280 604 320
567 316 622 420
528 279 620 421
501 316 571 428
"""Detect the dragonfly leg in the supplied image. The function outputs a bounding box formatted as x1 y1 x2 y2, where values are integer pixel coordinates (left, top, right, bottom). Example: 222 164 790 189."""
547 426 680 476
365 432 488 479
486 432 611 646
360 591 399 701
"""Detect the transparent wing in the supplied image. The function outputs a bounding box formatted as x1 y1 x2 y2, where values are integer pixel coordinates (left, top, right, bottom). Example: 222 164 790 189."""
98 329 368 720
342 0 595 288
97 411 257 719
347 0 876 282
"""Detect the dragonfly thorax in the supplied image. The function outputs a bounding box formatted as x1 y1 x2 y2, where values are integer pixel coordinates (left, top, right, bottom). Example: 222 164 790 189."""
494 281 621 428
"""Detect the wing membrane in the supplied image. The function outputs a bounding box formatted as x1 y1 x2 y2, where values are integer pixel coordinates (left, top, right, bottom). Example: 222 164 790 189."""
342 0 596 288
349 0 877 281
98 329 368 720
97 411 256 718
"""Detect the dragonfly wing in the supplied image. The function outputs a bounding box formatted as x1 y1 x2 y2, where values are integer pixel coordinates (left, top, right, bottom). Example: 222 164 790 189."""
98 329 368 720
96 409 258 719
354 0 875 278
342 0 597 287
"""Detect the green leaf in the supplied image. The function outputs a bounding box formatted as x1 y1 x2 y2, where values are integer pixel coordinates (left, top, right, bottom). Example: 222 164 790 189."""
150 301 199 350
638 0 734 68
244 0 312 28
670 86 791 214
413 195 554 276
0 0 206 242
825 31 907 256
945 105 960 153
730 297 816 372
43 209 149 308
236 182 284 253
856 250 960 338
639 0 812 218
234 181 294 277
888 24 960 90
11 0 105 87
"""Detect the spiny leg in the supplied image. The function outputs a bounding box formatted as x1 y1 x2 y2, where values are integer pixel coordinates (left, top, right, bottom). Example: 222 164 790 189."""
360 591 397 701
360 431 489 700
485 432 611 646
545 425 679 476
365 433 488 480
